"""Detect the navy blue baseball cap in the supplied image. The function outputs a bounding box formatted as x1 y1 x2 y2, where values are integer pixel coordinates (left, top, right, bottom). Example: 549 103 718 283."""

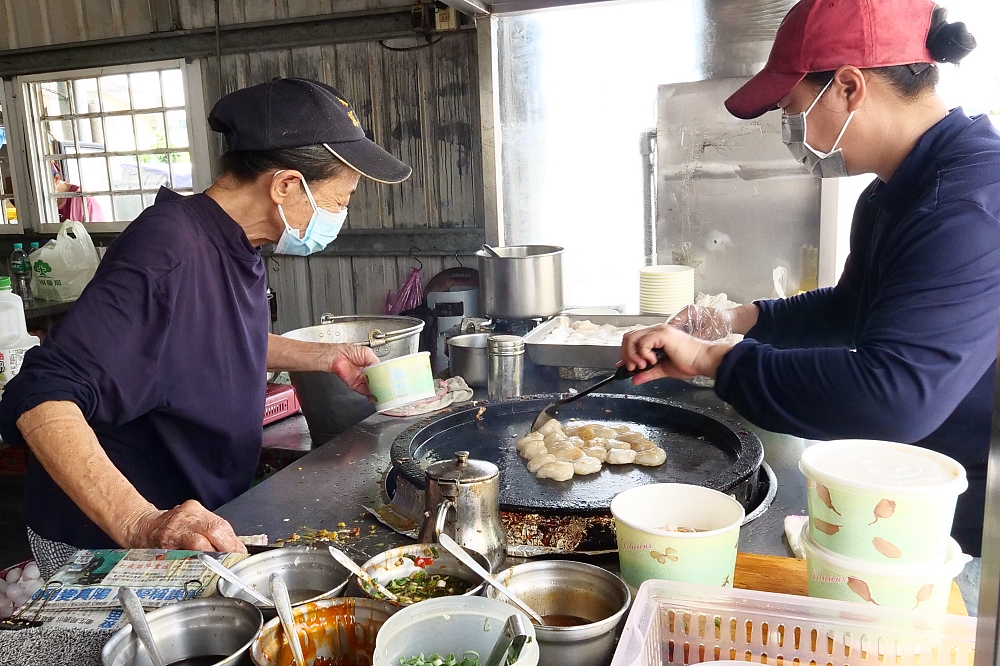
209 78 411 184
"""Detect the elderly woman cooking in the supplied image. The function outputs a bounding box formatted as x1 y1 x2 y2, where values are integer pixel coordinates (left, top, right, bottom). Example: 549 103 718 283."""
0 78 411 578
622 0 1000 557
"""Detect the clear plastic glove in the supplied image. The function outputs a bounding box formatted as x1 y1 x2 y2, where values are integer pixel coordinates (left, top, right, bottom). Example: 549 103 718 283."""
667 305 733 342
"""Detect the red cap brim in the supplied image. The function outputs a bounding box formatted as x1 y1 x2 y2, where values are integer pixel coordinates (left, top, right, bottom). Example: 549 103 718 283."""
725 68 807 120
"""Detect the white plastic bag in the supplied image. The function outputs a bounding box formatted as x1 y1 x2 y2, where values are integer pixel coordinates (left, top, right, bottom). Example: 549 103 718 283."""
31 221 100 301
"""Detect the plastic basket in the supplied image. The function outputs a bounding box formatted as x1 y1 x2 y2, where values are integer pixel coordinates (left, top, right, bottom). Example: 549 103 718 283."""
611 580 976 666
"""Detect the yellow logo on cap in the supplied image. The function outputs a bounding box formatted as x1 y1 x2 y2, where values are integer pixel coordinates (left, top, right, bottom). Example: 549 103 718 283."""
336 96 362 128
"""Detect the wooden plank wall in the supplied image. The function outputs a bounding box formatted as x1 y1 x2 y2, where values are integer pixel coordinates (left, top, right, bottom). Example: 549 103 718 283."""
0 0 413 49
200 33 483 332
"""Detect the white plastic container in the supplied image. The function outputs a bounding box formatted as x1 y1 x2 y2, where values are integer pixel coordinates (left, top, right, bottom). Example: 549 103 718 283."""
373 596 540 666
0 277 39 391
799 440 967 564
800 523 970 613
610 578 975 666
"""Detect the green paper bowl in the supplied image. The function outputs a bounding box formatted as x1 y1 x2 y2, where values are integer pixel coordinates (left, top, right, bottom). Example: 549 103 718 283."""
800 440 967 565
610 483 744 589
801 522 970 613
362 351 436 412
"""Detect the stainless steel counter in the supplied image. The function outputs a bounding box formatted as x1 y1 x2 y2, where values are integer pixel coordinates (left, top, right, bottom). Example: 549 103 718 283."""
219 366 808 559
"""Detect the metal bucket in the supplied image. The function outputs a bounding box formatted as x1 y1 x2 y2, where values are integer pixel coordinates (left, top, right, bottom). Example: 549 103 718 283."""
282 315 424 442
446 333 489 388
476 245 564 319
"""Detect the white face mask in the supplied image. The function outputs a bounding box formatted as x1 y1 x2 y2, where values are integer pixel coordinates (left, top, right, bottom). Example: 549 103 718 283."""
781 78 856 179
274 171 348 256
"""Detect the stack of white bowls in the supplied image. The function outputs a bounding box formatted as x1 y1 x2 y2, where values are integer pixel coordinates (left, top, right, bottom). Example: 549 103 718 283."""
639 265 694 315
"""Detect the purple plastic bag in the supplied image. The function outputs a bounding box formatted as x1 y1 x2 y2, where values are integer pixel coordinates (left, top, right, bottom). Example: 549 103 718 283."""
385 267 423 315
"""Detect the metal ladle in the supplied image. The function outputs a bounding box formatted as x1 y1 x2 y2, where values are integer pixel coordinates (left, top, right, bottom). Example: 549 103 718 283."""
269 573 307 666
327 546 399 603
118 587 166 666
481 244 501 258
437 534 545 626
197 553 273 607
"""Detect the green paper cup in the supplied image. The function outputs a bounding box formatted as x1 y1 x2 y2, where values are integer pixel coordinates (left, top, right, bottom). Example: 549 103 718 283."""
800 440 967 565
362 351 436 412
801 522 970 613
610 483 744 589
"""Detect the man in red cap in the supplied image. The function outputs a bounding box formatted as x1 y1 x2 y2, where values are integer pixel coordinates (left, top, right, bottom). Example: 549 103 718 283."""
623 0 999 556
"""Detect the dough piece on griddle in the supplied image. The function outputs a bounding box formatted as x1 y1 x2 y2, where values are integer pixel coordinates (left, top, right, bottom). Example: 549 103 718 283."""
629 437 658 452
574 425 598 441
565 436 586 448
526 453 557 473
613 425 633 435
593 425 618 439
582 446 608 462
549 444 583 461
616 432 651 446
516 433 544 451
573 456 602 475
635 447 667 466
536 460 575 481
538 419 562 435
519 440 548 460
606 448 637 465
543 432 568 445
604 439 632 451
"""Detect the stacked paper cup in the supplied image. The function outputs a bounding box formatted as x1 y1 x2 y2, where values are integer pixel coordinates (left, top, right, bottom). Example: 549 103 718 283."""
639 265 694 316
797 440 971 613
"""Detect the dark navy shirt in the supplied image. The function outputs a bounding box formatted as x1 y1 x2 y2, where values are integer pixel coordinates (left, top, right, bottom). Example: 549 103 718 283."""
716 109 1000 556
0 188 269 548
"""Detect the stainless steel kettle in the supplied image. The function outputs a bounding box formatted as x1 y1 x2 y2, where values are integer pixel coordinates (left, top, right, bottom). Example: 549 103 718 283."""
417 451 507 571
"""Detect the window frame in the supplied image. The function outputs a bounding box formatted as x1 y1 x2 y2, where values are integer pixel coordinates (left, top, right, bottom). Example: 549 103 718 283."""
16 59 206 234
0 82 27 235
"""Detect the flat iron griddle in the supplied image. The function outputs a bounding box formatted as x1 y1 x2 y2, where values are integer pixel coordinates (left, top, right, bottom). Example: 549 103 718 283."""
390 393 764 516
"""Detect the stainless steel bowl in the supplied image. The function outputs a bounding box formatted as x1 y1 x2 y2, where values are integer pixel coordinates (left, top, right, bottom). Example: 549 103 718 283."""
251 597 398 666
216 546 349 618
486 560 631 666
358 543 490 605
102 598 263 666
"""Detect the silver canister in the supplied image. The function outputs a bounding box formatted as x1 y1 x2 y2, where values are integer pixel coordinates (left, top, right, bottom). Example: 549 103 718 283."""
488 335 524 400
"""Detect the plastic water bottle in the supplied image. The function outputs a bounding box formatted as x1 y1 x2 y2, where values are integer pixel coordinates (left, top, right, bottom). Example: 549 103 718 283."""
0 277 39 393
9 243 32 305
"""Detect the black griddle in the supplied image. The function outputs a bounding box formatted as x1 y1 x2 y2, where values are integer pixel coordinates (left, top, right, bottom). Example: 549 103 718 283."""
390 393 764 516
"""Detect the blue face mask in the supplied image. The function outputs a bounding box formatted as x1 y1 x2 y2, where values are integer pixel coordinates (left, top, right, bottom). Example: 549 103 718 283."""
274 171 348 256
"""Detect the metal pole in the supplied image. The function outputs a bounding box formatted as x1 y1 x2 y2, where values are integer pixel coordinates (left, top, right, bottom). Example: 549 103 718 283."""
640 129 657 267
974 344 1000 666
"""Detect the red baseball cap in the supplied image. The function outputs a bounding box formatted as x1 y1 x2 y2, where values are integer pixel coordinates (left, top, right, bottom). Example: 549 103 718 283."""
725 0 936 120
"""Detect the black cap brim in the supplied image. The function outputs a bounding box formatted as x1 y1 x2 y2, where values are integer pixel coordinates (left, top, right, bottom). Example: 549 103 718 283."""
324 140 412 184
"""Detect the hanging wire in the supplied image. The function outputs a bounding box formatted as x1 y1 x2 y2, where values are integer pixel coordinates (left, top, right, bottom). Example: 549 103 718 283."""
454 252 463 268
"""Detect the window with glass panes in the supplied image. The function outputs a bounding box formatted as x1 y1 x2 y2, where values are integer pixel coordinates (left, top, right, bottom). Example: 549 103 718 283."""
0 99 19 229
24 62 192 227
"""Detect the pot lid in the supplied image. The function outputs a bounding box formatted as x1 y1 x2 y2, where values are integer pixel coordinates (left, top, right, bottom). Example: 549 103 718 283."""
426 451 498 483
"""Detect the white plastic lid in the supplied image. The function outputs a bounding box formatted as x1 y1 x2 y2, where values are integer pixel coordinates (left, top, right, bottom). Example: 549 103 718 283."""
800 440 967 495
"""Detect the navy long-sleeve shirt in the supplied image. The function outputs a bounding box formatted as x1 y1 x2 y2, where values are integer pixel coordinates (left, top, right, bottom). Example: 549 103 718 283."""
716 109 1000 556
0 188 269 548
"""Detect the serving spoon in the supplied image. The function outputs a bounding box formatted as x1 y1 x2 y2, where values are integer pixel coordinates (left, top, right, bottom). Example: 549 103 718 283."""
530 349 667 432
270 573 307 666
438 534 545 626
481 243 502 258
327 546 399 603
197 553 273 607
118 587 166 666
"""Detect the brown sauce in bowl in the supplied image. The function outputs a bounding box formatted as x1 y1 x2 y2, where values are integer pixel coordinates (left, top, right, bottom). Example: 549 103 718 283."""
541 614 591 627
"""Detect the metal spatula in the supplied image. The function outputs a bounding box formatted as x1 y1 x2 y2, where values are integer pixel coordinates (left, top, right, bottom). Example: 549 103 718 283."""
530 349 667 432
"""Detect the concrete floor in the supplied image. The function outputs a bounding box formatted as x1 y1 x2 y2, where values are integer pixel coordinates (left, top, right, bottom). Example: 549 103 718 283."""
0 475 32 571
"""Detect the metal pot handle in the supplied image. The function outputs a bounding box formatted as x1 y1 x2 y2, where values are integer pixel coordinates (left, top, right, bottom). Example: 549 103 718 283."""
320 313 336 325
369 329 392 357
434 498 457 539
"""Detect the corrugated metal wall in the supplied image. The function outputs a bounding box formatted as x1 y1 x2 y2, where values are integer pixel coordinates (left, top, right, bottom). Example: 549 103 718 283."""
0 0 413 49
0 0 484 332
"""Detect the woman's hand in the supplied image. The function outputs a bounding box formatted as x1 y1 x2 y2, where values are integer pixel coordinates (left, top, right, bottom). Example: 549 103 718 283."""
123 500 247 553
668 303 760 339
322 344 379 397
621 324 733 384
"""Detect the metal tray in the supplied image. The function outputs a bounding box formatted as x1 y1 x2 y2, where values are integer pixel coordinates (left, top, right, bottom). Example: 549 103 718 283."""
523 314 668 369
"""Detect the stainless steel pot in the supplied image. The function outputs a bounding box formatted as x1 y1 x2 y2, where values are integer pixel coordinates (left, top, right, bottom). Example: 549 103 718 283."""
281 315 424 441
477 245 564 319
487 560 631 666
446 333 489 388
101 598 263 666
